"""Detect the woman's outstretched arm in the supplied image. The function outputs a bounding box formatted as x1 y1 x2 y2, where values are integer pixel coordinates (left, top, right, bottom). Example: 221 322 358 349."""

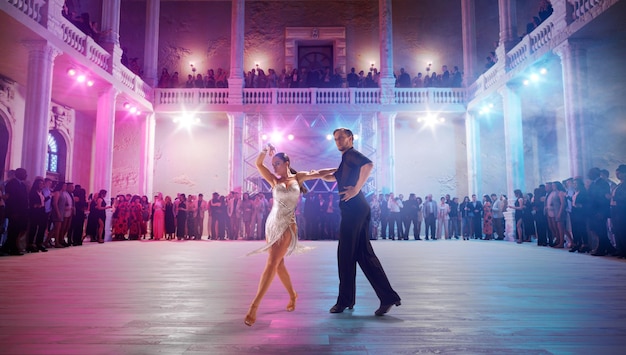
296 168 337 183
256 144 277 187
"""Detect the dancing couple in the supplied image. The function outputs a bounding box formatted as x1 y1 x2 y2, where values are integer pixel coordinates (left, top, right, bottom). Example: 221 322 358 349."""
244 128 401 326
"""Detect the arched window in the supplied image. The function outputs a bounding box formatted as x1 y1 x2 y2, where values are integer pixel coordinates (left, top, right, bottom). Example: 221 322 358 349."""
47 133 58 173
46 130 66 180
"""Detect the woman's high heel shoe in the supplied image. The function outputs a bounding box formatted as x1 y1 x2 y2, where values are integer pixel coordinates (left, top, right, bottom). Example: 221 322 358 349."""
286 293 297 312
244 305 258 326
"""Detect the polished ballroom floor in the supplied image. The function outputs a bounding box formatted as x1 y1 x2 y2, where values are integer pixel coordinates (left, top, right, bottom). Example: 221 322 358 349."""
0 239 625 355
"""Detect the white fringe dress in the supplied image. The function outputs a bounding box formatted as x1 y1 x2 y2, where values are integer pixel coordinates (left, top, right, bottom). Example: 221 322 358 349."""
247 181 311 256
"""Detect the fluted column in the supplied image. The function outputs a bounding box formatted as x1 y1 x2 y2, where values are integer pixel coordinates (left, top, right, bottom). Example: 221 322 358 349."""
228 112 245 192
101 0 122 72
554 40 590 177
499 85 525 197
139 113 156 195
101 0 121 46
94 87 118 194
143 0 160 87
378 0 395 104
376 112 396 193
21 41 61 178
461 0 477 84
497 0 517 51
465 112 481 195
229 0 245 105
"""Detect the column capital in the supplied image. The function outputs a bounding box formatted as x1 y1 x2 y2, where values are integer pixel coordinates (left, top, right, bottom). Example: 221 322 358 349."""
21 40 62 58
553 39 589 59
98 85 120 99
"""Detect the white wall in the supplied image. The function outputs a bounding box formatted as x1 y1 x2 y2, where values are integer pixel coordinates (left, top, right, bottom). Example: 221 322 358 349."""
394 114 468 199
152 112 230 198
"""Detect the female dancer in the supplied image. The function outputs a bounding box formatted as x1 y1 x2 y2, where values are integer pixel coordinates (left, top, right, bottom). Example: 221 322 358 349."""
244 143 336 326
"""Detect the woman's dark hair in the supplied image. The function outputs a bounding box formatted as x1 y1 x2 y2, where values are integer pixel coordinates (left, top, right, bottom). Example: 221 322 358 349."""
53 181 64 192
573 177 586 192
514 189 523 198
30 178 44 195
483 194 492 203
98 189 107 198
274 152 308 193
553 181 566 192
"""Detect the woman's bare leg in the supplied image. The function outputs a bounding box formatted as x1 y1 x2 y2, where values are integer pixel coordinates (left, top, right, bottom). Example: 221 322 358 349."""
245 230 292 326
277 258 297 311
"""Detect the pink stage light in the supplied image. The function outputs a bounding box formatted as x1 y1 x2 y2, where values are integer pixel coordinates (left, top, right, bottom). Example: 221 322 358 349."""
287 134 294 141
76 74 86 83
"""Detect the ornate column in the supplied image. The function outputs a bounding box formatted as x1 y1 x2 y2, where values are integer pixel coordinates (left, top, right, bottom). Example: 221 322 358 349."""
378 0 395 104
101 0 123 72
497 0 517 51
139 113 156 195
376 112 396 193
94 87 118 195
229 0 245 105
461 0 477 84
143 0 160 87
21 41 61 178
554 40 590 177
498 84 525 197
465 112 481 195
101 0 121 46
228 112 245 192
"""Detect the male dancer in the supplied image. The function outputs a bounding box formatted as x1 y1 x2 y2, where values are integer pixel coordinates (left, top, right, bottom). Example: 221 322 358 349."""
328 128 401 316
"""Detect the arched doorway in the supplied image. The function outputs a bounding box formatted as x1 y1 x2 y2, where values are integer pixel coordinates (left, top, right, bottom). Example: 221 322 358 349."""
47 130 67 181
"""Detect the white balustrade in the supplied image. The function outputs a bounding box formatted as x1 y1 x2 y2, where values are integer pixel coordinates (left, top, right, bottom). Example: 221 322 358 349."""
244 89 274 104
573 0 602 19
507 37 529 71
199 89 229 104
60 21 86 53
86 37 110 72
354 89 380 104
276 89 311 104
6 0 44 23
395 89 427 104
529 20 553 53
316 89 350 104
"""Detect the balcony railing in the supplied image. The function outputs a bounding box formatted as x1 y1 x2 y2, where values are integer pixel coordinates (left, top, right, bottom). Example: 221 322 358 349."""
6 0 44 23
154 87 466 109
573 0 604 20
2 0 150 102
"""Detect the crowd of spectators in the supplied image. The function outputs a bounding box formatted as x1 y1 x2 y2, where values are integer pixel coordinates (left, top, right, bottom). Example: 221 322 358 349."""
394 65 464 88
62 1 107 44
156 64 464 90
525 0 554 36
1 164 624 260
364 165 626 260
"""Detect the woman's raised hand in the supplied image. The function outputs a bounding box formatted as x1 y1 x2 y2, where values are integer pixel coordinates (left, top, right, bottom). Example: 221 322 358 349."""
267 143 276 157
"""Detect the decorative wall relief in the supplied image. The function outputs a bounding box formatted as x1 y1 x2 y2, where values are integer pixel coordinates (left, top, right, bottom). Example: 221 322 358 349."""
0 76 16 122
